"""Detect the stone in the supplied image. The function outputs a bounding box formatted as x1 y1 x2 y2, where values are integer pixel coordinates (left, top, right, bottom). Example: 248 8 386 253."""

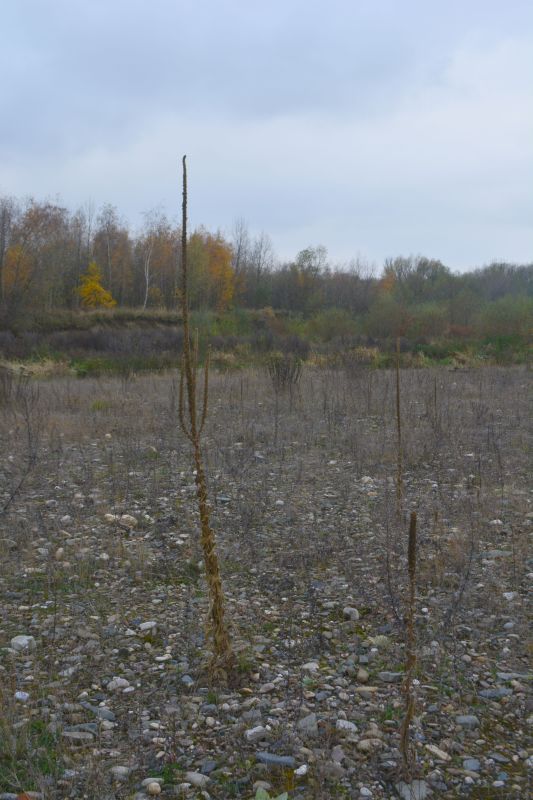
395 780 430 800
10 634 36 652
184 772 210 788
146 783 161 795
107 677 130 691
336 719 357 734
343 606 360 621
456 715 480 728
356 686 379 698
298 713 318 737
139 621 157 632
478 687 512 699
463 758 481 771
301 661 320 673
253 781 272 794
425 744 450 761
357 738 383 753
80 702 116 721
110 766 131 781
256 752 296 768
62 730 94 743
120 514 138 527
378 671 403 683
245 725 268 743
331 745 345 763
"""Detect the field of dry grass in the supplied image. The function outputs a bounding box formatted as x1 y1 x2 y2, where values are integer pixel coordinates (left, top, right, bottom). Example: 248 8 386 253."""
0 365 531 799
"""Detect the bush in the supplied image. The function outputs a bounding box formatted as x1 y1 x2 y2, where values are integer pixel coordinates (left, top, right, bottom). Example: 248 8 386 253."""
476 295 533 338
306 308 357 342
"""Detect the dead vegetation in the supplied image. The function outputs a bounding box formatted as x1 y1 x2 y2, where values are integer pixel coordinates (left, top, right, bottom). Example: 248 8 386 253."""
0 364 531 799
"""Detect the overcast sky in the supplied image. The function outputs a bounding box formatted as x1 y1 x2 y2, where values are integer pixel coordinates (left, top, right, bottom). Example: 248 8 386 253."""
2 0 532 270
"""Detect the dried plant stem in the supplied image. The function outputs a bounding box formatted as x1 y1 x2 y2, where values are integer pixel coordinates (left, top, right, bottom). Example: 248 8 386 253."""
395 336 403 516
178 155 233 680
399 511 417 778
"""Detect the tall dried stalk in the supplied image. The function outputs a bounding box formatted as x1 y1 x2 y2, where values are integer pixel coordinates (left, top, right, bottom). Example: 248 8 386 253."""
395 336 403 516
178 156 234 680
399 511 417 778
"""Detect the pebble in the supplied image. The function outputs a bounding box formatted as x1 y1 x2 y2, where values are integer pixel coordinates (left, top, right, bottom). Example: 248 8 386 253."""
463 758 481 771
425 744 451 761
336 719 357 734
395 780 429 800
107 677 130 691
10 634 36 652
343 606 360 621
297 712 318 737
355 686 378 698
62 730 94 743
81 702 116 721
357 738 383 753
183 772 210 788
478 687 512 699
110 766 131 781
245 725 268 743
456 715 480 728
256 752 296 767
377 671 403 683
139 621 157 632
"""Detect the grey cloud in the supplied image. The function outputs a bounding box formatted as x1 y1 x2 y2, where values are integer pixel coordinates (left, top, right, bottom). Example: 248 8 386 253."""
1 0 532 268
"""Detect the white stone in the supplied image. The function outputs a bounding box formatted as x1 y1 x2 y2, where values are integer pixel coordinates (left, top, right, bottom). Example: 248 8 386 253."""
184 771 210 788
336 719 357 733
425 744 451 761
10 635 36 652
110 766 131 781
108 677 130 691
245 725 267 743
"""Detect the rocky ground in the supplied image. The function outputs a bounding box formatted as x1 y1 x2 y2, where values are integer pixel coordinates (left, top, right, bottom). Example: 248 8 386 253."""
0 366 531 799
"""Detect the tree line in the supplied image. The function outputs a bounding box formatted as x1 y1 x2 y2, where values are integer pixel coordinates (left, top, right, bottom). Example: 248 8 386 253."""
0 194 531 339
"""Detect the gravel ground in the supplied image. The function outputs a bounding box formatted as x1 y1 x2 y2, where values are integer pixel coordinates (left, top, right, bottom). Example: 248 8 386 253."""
0 365 531 799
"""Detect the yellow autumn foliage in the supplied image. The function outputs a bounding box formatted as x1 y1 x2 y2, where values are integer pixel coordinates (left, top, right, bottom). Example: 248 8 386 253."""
78 262 117 308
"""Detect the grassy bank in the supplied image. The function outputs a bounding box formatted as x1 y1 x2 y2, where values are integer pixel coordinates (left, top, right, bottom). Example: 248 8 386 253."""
0 308 530 377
